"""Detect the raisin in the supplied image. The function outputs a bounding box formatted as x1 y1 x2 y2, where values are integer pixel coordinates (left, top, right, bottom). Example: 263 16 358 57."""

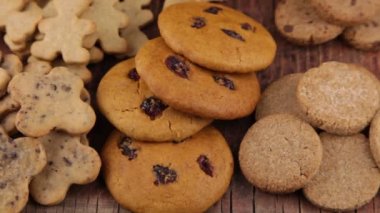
140 97 168 120
213 75 235 90
165 56 190 79
197 155 214 177
128 68 140 81
63 157 72 166
191 17 206 29
241 23 256 32
204 6 223 14
153 165 177 185
221 29 245 41
118 136 138 160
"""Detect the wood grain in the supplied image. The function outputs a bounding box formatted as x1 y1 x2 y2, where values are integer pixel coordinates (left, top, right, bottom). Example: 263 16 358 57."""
8 0 380 212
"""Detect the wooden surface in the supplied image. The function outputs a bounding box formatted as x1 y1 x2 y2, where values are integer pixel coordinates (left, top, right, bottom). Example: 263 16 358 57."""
7 0 379 212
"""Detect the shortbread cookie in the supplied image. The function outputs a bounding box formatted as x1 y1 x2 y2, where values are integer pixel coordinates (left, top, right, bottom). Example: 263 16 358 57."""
8 67 96 137
102 127 233 213
135 38 261 120
304 133 380 211
30 131 101 205
0 96 20 118
255 73 306 121
297 61 380 135
239 114 322 193
53 61 93 84
275 0 343 45
158 2 276 73
1 54 23 77
89 46 104 63
0 0 28 29
24 57 52 74
0 127 47 213
1 112 17 135
97 59 212 142
0 69 11 97
164 0 224 8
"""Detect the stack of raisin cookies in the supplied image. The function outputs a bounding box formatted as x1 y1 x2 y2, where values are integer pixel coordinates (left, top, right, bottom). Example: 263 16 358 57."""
275 0 380 50
97 2 276 212
239 61 380 211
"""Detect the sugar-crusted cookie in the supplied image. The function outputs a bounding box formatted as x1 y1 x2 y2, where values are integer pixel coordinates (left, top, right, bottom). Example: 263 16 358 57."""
97 58 212 142
30 131 101 205
239 114 322 193
303 133 380 211
158 2 276 73
297 61 380 135
135 38 261 120
369 112 380 169
102 127 233 213
8 67 96 137
275 0 343 45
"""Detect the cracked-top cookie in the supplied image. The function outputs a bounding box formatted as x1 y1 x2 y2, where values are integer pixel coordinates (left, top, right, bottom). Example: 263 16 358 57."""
97 58 212 142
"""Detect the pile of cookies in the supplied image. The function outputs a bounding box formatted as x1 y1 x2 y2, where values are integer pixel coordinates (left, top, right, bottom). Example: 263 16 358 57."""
97 2 276 212
275 0 380 50
239 61 380 211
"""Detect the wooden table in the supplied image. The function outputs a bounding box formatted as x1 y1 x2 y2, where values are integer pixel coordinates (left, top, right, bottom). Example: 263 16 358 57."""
13 0 380 212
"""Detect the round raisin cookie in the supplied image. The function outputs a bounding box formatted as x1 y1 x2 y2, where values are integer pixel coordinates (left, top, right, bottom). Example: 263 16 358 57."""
297 61 380 135
303 133 380 211
135 38 261 120
158 2 276 73
102 126 234 213
239 114 322 193
275 0 343 45
97 59 212 142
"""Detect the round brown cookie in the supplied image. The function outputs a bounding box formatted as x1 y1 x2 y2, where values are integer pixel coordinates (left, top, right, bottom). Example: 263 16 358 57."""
239 114 322 193
275 0 343 45
158 2 276 73
255 73 307 121
369 111 380 168
297 61 380 135
102 126 234 213
343 14 380 51
303 133 380 211
310 0 380 26
135 38 261 120
97 59 212 142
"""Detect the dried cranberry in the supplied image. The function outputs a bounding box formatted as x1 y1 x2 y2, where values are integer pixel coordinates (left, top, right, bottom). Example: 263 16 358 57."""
118 136 138 160
221 29 245 42
204 6 223 14
197 155 214 177
213 75 235 90
165 56 190 79
241 23 255 32
191 17 206 29
128 68 140 81
153 165 177 185
140 97 168 120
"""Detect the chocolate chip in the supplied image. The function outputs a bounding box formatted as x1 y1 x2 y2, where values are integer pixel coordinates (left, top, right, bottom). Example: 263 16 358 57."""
0 182 7 189
63 157 72 166
128 68 140 81
351 0 356 6
140 97 168 120
118 136 138 160
153 165 177 185
50 84 57 91
48 161 54 166
35 148 41 153
241 23 256 32
283 25 294 33
213 75 235 90
165 56 190 79
61 85 71 92
9 152 18 160
197 155 214 177
204 6 223 14
221 29 245 42
191 17 206 29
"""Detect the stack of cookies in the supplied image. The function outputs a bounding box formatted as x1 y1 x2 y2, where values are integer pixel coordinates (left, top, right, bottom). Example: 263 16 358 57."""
97 2 277 212
275 0 380 50
239 61 380 211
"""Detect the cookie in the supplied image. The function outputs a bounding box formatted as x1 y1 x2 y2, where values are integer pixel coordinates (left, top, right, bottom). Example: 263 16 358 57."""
239 114 322 193
135 38 261 120
163 0 224 8
0 0 28 29
275 0 343 45
0 96 20 118
97 58 211 142
369 112 380 169
89 46 104 63
310 0 380 26
8 67 96 137
158 2 276 73
30 131 101 205
53 61 93 84
1 54 23 77
102 127 233 213
303 133 380 211
0 127 47 213
255 73 307 121
0 68 11 97
343 15 380 51
31 0 95 63
1 112 17 135
297 62 380 135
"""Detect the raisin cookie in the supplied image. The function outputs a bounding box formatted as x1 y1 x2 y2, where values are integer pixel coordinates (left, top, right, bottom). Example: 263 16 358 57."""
97 59 212 142
135 38 261 120
275 0 343 45
158 2 276 73
239 114 322 193
297 61 380 135
102 126 233 213
303 133 380 211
